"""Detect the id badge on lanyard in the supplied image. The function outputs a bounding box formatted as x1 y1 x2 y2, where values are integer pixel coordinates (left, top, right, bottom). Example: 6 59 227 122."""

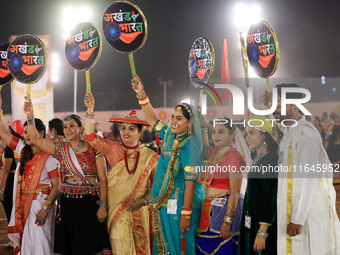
245 211 251 229
167 199 178 214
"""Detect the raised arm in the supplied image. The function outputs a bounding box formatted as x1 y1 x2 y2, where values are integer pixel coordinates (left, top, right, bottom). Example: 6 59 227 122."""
0 93 13 145
131 75 159 128
84 93 95 135
23 100 55 155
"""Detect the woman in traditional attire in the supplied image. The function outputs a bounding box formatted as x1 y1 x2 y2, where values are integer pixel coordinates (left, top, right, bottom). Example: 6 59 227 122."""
131 76 205 255
23 101 111 255
0 98 61 255
83 93 158 255
196 117 246 254
238 116 278 255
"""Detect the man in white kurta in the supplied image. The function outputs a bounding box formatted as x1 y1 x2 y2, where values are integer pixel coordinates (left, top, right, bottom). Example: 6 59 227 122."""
273 84 340 255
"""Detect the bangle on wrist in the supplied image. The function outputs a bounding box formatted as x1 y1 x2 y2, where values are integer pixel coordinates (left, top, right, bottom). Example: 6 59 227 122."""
27 118 35 125
136 91 146 99
139 96 149 106
0 110 3 120
42 200 53 212
256 229 268 239
144 196 150 206
182 207 193 211
97 200 107 208
201 128 208 133
223 215 234 225
86 111 95 119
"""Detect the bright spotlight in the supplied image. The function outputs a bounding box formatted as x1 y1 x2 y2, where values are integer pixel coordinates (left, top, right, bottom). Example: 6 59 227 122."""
234 3 261 30
181 98 191 104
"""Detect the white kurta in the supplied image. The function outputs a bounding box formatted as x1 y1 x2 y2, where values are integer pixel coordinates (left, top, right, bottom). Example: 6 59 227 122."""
277 116 340 255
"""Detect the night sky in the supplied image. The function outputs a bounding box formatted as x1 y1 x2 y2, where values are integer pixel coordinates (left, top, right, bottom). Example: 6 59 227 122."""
1 0 340 113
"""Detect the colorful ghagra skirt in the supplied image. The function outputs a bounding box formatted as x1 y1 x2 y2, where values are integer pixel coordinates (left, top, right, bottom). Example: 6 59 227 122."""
54 184 112 255
196 194 243 255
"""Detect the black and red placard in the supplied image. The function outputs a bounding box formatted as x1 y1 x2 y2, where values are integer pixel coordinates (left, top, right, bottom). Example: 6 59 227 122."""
65 22 102 71
0 42 14 86
188 37 215 89
102 1 147 53
246 20 279 78
7 34 47 84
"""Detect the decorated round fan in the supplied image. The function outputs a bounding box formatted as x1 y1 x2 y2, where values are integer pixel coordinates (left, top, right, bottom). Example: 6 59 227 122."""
246 20 279 78
188 37 221 105
102 1 148 84
0 42 14 90
65 22 102 94
7 34 47 101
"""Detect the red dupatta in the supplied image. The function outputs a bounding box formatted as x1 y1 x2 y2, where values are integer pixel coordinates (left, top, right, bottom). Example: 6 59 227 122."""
8 151 50 255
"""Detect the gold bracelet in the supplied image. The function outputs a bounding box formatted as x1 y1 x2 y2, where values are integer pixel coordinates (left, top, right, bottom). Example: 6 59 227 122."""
42 200 53 212
0 110 3 120
181 210 192 216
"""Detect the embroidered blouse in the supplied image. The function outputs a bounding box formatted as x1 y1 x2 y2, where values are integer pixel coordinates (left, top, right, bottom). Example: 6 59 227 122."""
53 140 101 179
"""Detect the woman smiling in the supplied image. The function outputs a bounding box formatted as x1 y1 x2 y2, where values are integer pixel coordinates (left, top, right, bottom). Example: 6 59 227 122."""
238 116 278 255
197 117 246 255
84 93 158 255
23 101 111 255
132 75 204 255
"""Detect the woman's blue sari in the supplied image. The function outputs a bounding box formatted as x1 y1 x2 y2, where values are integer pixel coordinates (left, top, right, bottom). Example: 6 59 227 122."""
150 119 204 255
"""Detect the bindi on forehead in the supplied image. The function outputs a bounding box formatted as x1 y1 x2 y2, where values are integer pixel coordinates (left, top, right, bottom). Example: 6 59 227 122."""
64 120 78 126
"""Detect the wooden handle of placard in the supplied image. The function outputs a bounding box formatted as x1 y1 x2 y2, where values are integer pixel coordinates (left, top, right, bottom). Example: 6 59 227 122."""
199 89 203 107
266 77 270 92
86 70 91 94
26 83 31 103
128 53 137 87
266 78 271 107
239 32 249 88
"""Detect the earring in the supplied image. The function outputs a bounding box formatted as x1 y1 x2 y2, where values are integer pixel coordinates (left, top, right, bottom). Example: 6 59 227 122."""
262 141 268 151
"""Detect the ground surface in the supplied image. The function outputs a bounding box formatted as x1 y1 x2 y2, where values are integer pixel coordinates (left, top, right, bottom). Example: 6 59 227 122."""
0 184 340 254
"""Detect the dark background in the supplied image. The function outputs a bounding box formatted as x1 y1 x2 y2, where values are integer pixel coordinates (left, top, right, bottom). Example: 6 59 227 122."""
1 0 339 113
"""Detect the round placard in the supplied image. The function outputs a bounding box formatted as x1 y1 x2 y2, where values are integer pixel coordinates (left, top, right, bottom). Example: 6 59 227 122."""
102 1 147 53
246 20 279 78
0 42 14 86
65 22 102 71
188 37 215 89
7 34 47 84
